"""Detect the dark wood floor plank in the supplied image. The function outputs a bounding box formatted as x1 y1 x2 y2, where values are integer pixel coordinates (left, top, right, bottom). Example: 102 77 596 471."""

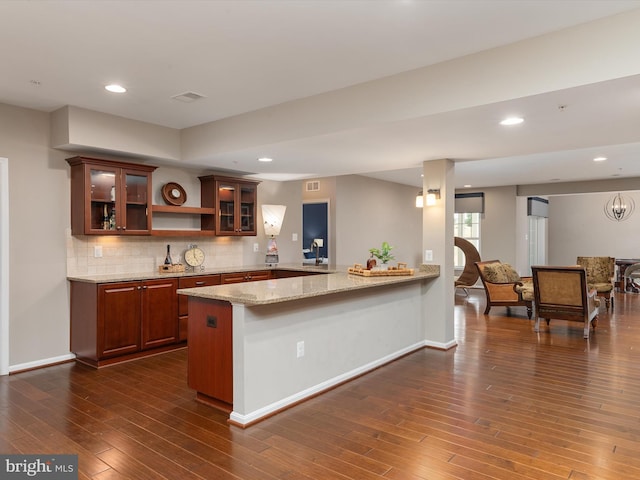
4 290 640 478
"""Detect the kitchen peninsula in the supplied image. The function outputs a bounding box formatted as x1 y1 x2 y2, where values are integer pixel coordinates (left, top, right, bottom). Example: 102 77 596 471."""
178 264 440 427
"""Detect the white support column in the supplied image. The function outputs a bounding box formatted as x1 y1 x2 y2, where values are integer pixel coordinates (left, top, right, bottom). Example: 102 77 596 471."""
422 159 456 349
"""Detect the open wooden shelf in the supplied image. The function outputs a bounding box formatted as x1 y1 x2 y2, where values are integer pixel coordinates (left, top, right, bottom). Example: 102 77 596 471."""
152 205 216 215
151 229 215 237
151 204 216 236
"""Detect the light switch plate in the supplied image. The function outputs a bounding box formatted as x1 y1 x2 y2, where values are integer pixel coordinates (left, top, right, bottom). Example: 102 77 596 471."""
253 243 259 252
94 245 103 258
292 233 298 241
425 249 433 262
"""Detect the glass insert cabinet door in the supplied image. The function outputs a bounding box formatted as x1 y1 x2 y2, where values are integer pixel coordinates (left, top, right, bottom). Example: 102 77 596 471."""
89 166 118 233
239 183 256 233
217 181 236 234
123 170 150 233
215 179 257 235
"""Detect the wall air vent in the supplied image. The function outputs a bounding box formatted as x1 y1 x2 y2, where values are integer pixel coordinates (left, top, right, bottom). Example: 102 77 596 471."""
171 91 206 103
306 181 320 192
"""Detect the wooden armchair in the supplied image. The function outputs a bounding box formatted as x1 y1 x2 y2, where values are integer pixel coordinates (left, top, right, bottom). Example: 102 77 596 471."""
576 256 615 310
475 260 533 318
532 266 600 339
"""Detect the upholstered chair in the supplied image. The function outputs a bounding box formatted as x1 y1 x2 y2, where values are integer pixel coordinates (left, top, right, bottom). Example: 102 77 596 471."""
576 256 615 310
475 260 533 318
532 265 600 339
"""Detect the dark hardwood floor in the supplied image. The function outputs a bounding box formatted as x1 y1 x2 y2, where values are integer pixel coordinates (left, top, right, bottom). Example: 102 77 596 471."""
3 290 640 479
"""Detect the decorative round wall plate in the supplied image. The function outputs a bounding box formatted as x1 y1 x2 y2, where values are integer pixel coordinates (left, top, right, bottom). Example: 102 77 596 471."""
161 182 187 206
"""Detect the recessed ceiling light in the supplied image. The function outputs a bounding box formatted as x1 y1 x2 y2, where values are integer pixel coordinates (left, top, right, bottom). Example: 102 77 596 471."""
500 116 524 126
258 157 273 162
593 156 607 162
105 84 126 93
463 184 472 188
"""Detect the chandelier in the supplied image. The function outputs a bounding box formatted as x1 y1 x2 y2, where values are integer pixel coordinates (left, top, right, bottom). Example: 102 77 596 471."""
604 192 635 222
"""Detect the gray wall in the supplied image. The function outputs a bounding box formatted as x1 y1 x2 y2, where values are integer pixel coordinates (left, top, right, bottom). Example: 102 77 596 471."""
1 103 71 367
472 186 519 265
247 178 304 265
335 175 423 267
548 191 640 265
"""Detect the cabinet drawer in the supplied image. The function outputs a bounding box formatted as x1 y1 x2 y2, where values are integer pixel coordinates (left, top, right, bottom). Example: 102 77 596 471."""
178 275 221 317
271 269 322 279
221 270 271 284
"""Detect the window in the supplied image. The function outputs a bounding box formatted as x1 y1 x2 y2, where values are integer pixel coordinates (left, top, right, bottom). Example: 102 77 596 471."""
454 212 480 268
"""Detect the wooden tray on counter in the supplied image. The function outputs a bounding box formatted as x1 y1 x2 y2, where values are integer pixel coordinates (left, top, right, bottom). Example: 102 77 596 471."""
348 262 414 277
158 264 186 273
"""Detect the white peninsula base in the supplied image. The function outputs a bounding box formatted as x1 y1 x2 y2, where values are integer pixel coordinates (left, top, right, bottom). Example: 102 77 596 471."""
181 266 443 427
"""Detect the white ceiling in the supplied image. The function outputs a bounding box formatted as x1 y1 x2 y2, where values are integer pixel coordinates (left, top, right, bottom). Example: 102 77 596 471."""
2 0 640 188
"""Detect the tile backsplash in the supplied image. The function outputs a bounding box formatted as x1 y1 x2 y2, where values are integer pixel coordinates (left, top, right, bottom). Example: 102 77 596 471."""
66 229 244 276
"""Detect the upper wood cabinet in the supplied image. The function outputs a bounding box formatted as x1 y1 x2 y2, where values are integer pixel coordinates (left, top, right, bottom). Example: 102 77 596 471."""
200 175 259 236
67 157 156 235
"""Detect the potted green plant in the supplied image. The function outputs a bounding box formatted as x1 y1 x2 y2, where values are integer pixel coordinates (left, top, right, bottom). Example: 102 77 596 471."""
369 241 394 269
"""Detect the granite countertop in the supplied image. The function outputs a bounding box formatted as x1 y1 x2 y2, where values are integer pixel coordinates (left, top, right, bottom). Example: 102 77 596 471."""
66 263 336 283
178 264 440 306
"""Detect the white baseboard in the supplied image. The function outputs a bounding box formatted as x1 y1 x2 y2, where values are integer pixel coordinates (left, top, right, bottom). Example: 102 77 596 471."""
424 338 458 350
9 353 76 374
230 341 426 426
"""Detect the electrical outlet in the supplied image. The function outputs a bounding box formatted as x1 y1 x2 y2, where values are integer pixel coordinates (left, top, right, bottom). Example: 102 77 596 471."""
296 340 305 358
94 245 103 258
292 233 298 241
425 249 433 261
253 243 259 252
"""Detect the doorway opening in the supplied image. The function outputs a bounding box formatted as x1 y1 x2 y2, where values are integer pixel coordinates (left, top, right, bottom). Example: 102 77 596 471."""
302 201 329 264
1 157 9 375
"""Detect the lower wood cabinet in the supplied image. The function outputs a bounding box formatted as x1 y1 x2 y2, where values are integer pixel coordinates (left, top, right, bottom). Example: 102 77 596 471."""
98 281 141 358
70 278 179 367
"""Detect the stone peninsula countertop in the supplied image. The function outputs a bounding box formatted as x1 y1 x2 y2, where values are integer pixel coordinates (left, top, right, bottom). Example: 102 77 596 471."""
66 263 335 284
178 264 440 306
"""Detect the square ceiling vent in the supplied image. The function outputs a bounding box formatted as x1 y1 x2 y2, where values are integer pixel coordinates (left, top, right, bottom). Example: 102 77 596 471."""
171 91 206 103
